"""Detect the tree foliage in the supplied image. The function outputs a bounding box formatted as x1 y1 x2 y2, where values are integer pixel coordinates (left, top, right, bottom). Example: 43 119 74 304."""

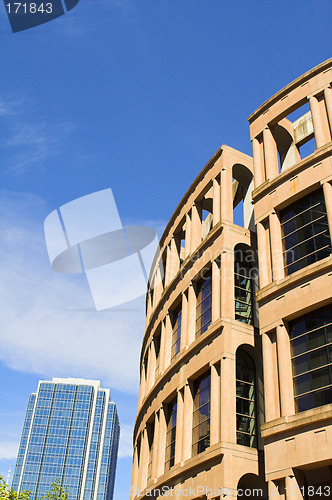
0 476 68 500
0 476 30 499
38 480 68 500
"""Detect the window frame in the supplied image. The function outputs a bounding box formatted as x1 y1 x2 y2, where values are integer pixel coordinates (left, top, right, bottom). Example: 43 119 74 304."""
195 272 212 337
280 189 331 276
192 372 211 456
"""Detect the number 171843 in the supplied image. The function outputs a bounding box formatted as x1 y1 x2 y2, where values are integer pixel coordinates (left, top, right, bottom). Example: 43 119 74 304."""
6 3 53 14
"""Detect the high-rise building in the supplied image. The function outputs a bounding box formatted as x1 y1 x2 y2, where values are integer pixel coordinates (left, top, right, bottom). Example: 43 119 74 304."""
12 378 120 500
130 59 332 499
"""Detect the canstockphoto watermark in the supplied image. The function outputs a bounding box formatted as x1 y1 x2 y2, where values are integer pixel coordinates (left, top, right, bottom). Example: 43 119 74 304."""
3 0 80 33
130 486 265 497
44 188 162 311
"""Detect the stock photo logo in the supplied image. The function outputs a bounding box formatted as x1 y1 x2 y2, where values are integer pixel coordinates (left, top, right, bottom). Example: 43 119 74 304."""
44 188 162 311
3 0 80 33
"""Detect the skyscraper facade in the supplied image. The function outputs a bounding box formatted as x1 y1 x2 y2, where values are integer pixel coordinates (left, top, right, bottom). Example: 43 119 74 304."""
12 378 120 500
130 59 332 499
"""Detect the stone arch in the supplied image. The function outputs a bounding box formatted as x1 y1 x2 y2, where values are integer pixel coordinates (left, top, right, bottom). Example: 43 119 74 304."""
272 118 301 172
237 473 268 499
232 163 254 230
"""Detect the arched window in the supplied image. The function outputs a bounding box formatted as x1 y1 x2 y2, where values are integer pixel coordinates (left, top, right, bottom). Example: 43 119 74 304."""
236 350 257 448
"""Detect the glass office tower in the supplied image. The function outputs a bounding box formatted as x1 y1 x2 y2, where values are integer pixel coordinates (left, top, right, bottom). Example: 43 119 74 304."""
12 378 120 500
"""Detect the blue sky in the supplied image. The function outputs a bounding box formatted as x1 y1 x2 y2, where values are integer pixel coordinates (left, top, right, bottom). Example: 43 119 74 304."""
0 1 331 499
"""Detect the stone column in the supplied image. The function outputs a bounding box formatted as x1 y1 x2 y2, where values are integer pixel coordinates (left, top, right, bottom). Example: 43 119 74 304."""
187 283 196 343
160 319 166 373
252 136 265 187
285 474 304 500
212 258 221 322
175 389 184 464
220 352 235 443
163 313 172 371
138 363 146 407
322 181 332 238
151 412 160 481
220 166 233 223
256 221 271 287
220 250 234 319
138 429 148 491
149 343 157 392
268 480 283 499
153 265 163 306
309 95 326 148
146 345 153 394
182 382 193 461
180 291 188 350
262 332 279 422
130 445 139 499
190 202 202 252
170 236 180 280
210 362 220 445
324 86 332 134
213 175 221 226
184 212 192 258
155 406 167 478
269 211 284 281
165 243 172 287
276 324 295 417
263 126 279 179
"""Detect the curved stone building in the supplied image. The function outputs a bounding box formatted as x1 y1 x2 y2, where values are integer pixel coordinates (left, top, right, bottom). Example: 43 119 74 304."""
131 59 332 500
130 145 267 499
249 58 332 498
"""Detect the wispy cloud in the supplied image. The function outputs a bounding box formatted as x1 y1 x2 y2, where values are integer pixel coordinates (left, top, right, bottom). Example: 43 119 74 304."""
1 95 74 175
118 424 133 459
0 190 146 395
0 442 19 462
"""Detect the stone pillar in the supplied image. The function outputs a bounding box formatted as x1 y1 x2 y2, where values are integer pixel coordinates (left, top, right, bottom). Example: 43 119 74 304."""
263 126 279 179
170 236 180 280
182 382 193 461
322 181 332 238
151 412 159 481
257 221 271 287
163 313 172 371
160 319 166 373
212 258 221 322
252 136 265 187
155 406 167 478
175 389 184 464
269 211 284 281
187 283 196 343
262 332 279 422
138 363 146 407
220 166 233 222
220 352 235 443
285 474 304 500
165 243 172 287
324 86 332 134
190 202 202 252
210 362 220 445
138 429 149 491
268 480 283 499
153 265 163 306
180 291 188 350
220 250 234 319
184 212 192 258
309 95 326 148
130 445 139 499
213 175 221 226
146 345 153 394
276 324 295 417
